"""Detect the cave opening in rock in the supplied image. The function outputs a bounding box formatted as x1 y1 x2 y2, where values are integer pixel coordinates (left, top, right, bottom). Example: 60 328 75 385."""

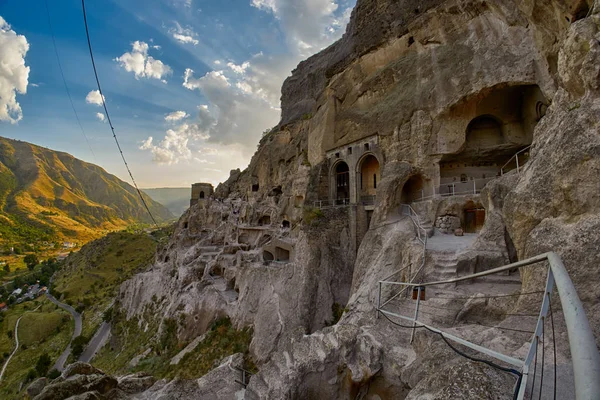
282 220 290 229
359 154 380 203
258 215 271 226
334 161 350 202
263 250 274 262
439 85 544 188
275 247 290 262
401 174 425 203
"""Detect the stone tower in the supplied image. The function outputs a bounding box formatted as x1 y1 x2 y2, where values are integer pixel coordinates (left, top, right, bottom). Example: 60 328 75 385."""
190 183 214 207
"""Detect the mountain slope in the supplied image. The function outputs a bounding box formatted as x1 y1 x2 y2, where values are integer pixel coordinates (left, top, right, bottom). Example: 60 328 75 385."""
0 137 173 245
142 188 190 217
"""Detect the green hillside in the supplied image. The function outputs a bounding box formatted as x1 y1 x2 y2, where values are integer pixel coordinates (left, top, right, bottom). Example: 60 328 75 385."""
142 187 190 217
0 137 174 247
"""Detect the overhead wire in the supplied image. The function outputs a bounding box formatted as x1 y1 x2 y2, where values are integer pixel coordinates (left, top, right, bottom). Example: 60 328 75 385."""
44 0 96 162
80 0 158 227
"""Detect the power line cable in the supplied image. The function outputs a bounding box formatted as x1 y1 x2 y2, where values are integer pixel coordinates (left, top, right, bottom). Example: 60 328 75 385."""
379 311 523 386
80 0 158 227
44 0 96 162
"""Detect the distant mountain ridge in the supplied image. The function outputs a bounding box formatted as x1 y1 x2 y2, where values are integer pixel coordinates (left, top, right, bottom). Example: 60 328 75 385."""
142 187 190 217
0 136 174 245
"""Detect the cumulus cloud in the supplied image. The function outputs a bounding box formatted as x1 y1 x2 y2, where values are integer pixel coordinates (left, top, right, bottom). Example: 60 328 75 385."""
115 41 172 81
169 22 199 45
251 0 349 56
95 112 105 122
140 1 354 169
165 110 189 122
85 90 105 106
140 122 209 164
0 16 30 124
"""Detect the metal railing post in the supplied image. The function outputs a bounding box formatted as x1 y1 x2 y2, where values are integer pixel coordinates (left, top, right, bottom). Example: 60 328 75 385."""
452 183 455 196
377 281 382 319
547 252 600 399
410 286 422 344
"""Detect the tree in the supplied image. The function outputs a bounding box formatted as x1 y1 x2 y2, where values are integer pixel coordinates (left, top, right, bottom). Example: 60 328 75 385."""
24 254 39 270
3 264 9 273
35 353 52 376
7 330 12 339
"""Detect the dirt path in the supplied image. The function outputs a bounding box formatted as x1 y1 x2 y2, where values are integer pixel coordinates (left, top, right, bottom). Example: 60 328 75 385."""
0 304 42 382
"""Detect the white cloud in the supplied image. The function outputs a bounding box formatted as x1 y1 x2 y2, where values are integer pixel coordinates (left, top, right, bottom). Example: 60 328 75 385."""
86 90 105 106
251 0 350 56
169 22 199 45
140 1 354 171
140 122 209 164
227 61 250 74
0 16 30 124
30 83 39 87
95 112 105 122
115 41 172 80
165 110 189 122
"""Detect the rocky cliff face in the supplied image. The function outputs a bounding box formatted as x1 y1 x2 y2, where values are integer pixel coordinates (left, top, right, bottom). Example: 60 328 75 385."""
111 0 599 398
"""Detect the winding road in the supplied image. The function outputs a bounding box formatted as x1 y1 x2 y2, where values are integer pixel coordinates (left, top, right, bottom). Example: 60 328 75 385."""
46 293 82 371
78 321 111 363
0 304 42 382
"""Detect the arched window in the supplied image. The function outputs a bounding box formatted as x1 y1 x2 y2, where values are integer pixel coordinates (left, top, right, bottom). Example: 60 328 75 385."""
199 191 205 199
334 161 350 202
359 155 380 197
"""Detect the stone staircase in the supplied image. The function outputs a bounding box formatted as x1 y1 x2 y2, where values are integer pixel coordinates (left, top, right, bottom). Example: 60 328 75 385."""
428 249 459 284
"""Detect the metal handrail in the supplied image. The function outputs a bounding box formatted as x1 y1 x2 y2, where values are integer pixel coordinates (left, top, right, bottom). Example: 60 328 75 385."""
501 145 531 175
377 252 600 399
377 205 429 313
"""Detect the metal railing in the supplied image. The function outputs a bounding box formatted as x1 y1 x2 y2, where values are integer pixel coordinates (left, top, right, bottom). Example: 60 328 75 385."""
409 177 496 203
377 205 428 327
311 198 351 209
361 195 376 205
376 252 600 399
501 146 531 176
234 366 253 388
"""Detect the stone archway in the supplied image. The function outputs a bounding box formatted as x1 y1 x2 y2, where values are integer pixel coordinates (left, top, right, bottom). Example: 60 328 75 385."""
358 154 380 204
333 161 350 202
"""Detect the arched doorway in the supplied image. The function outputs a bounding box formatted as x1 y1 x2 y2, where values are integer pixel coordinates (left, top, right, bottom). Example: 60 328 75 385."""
359 154 380 204
334 161 350 203
401 175 424 203
465 115 503 149
199 191 205 199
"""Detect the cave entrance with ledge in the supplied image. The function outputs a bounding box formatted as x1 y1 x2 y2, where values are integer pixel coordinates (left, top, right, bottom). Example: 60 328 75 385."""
439 85 545 193
358 154 380 205
334 161 350 203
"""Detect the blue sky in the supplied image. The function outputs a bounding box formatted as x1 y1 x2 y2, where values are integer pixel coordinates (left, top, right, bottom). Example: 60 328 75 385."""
0 0 355 187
